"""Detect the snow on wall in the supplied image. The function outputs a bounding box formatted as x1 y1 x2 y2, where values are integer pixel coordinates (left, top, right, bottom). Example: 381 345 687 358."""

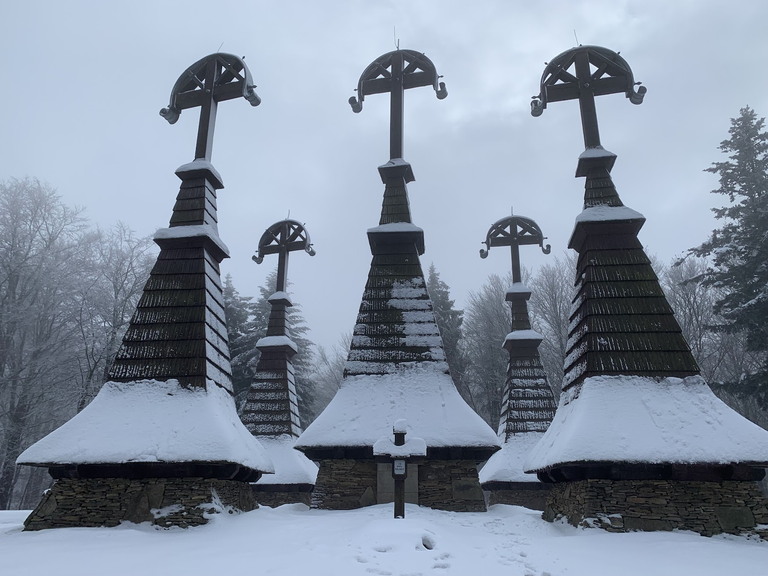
255 435 318 485
296 362 500 449
479 433 544 484
524 375 768 472
17 379 274 473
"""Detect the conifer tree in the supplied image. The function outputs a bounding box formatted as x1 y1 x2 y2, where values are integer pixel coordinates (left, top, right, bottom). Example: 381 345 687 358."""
224 271 317 423
426 264 468 397
690 106 768 404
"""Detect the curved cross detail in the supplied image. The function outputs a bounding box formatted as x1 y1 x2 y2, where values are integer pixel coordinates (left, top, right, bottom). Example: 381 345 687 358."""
530 45 646 151
160 53 261 161
349 49 447 161
252 219 316 293
480 215 551 284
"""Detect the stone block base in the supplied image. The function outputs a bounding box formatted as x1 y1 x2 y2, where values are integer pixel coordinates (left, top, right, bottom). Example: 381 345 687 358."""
544 479 768 539
252 485 312 507
311 459 378 509
487 484 551 511
419 460 486 512
23 477 256 530
311 459 486 512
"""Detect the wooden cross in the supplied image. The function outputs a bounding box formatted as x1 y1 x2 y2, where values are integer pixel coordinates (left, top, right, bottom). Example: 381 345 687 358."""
480 215 550 284
253 219 316 295
349 49 447 161
160 53 261 161
531 45 646 150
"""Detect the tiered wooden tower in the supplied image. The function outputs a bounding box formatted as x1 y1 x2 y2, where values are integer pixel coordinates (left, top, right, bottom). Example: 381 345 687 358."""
296 49 499 511
523 45 768 537
18 53 273 529
476 215 557 510
239 219 319 506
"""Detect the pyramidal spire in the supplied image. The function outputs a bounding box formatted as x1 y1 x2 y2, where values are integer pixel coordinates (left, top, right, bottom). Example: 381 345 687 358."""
523 45 768 537
238 219 319 506
18 54 272 530
476 215 557 509
296 49 498 512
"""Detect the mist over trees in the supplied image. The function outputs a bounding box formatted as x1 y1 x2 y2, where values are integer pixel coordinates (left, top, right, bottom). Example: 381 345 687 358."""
0 178 154 509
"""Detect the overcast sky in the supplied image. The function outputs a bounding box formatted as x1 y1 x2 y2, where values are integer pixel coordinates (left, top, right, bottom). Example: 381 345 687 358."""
2 0 767 351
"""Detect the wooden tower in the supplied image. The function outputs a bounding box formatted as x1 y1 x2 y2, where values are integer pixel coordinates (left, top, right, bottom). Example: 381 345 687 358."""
239 219 319 506
476 215 557 509
524 45 768 538
18 54 273 529
296 49 499 512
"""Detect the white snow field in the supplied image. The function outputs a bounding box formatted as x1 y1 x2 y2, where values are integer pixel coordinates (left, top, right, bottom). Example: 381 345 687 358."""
1 503 765 576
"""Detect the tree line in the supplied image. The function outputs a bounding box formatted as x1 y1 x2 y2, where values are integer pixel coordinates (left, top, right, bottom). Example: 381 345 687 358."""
1 106 765 509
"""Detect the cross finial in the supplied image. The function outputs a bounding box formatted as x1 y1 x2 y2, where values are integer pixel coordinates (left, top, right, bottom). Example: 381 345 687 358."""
349 49 447 161
160 53 261 161
530 45 646 175
480 215 550 284
252 219 315 295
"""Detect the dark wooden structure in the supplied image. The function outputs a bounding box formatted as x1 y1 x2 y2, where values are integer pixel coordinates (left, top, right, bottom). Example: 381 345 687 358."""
239 220 318 506
19 53 269 529
526 45 768 537
477 215 557 509
296 49 498 512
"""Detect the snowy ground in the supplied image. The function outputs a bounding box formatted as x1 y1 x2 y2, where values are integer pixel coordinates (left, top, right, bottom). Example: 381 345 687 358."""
1 504 766 576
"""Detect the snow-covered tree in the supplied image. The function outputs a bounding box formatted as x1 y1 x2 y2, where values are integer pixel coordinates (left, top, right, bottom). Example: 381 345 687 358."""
689 106 768 405
528 253 575 399
72 223 154 411
426 264 468 398
0 178 91 509
460 273 513 426
224 270 316 424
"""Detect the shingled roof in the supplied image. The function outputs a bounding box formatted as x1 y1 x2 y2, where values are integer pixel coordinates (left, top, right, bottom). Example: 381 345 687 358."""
498 283 557 439
563 161 700 391
296 160 499 459
109 160 233 392
18 161 272 480
525 151 768 479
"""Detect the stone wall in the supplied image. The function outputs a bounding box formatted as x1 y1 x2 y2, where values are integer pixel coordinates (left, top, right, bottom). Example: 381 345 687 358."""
253 488 312 508
419 460 486 512
545 479 768 538
311 459 378 509
487 487 550 511
24 477 255 531
312 459 486 512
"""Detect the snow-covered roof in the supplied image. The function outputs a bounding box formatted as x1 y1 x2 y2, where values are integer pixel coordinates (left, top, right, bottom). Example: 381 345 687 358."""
479 432 544 484
524 375 768 472
256 335 297 352
254 435 318 485
18 379 274 473
154 224 230 257
367 222 424 234
296 362 500 450
504 329 544 342
574 205 644 224
268 291 293 305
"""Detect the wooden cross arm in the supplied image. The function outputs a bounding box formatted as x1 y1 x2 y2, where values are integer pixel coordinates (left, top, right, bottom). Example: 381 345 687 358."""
160 53 260 124
479 215 551 258
530 45 646 117
349 49 447 113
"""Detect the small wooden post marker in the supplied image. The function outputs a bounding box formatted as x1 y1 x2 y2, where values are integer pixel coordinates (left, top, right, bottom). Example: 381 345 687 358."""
374 419 426 519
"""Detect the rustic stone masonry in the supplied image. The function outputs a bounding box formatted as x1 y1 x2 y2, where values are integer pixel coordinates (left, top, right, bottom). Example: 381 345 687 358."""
419 461 486 512
486 483 550 511
311 460 378 510
545 479 768 539
24 477 255 531
253 487 312 508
